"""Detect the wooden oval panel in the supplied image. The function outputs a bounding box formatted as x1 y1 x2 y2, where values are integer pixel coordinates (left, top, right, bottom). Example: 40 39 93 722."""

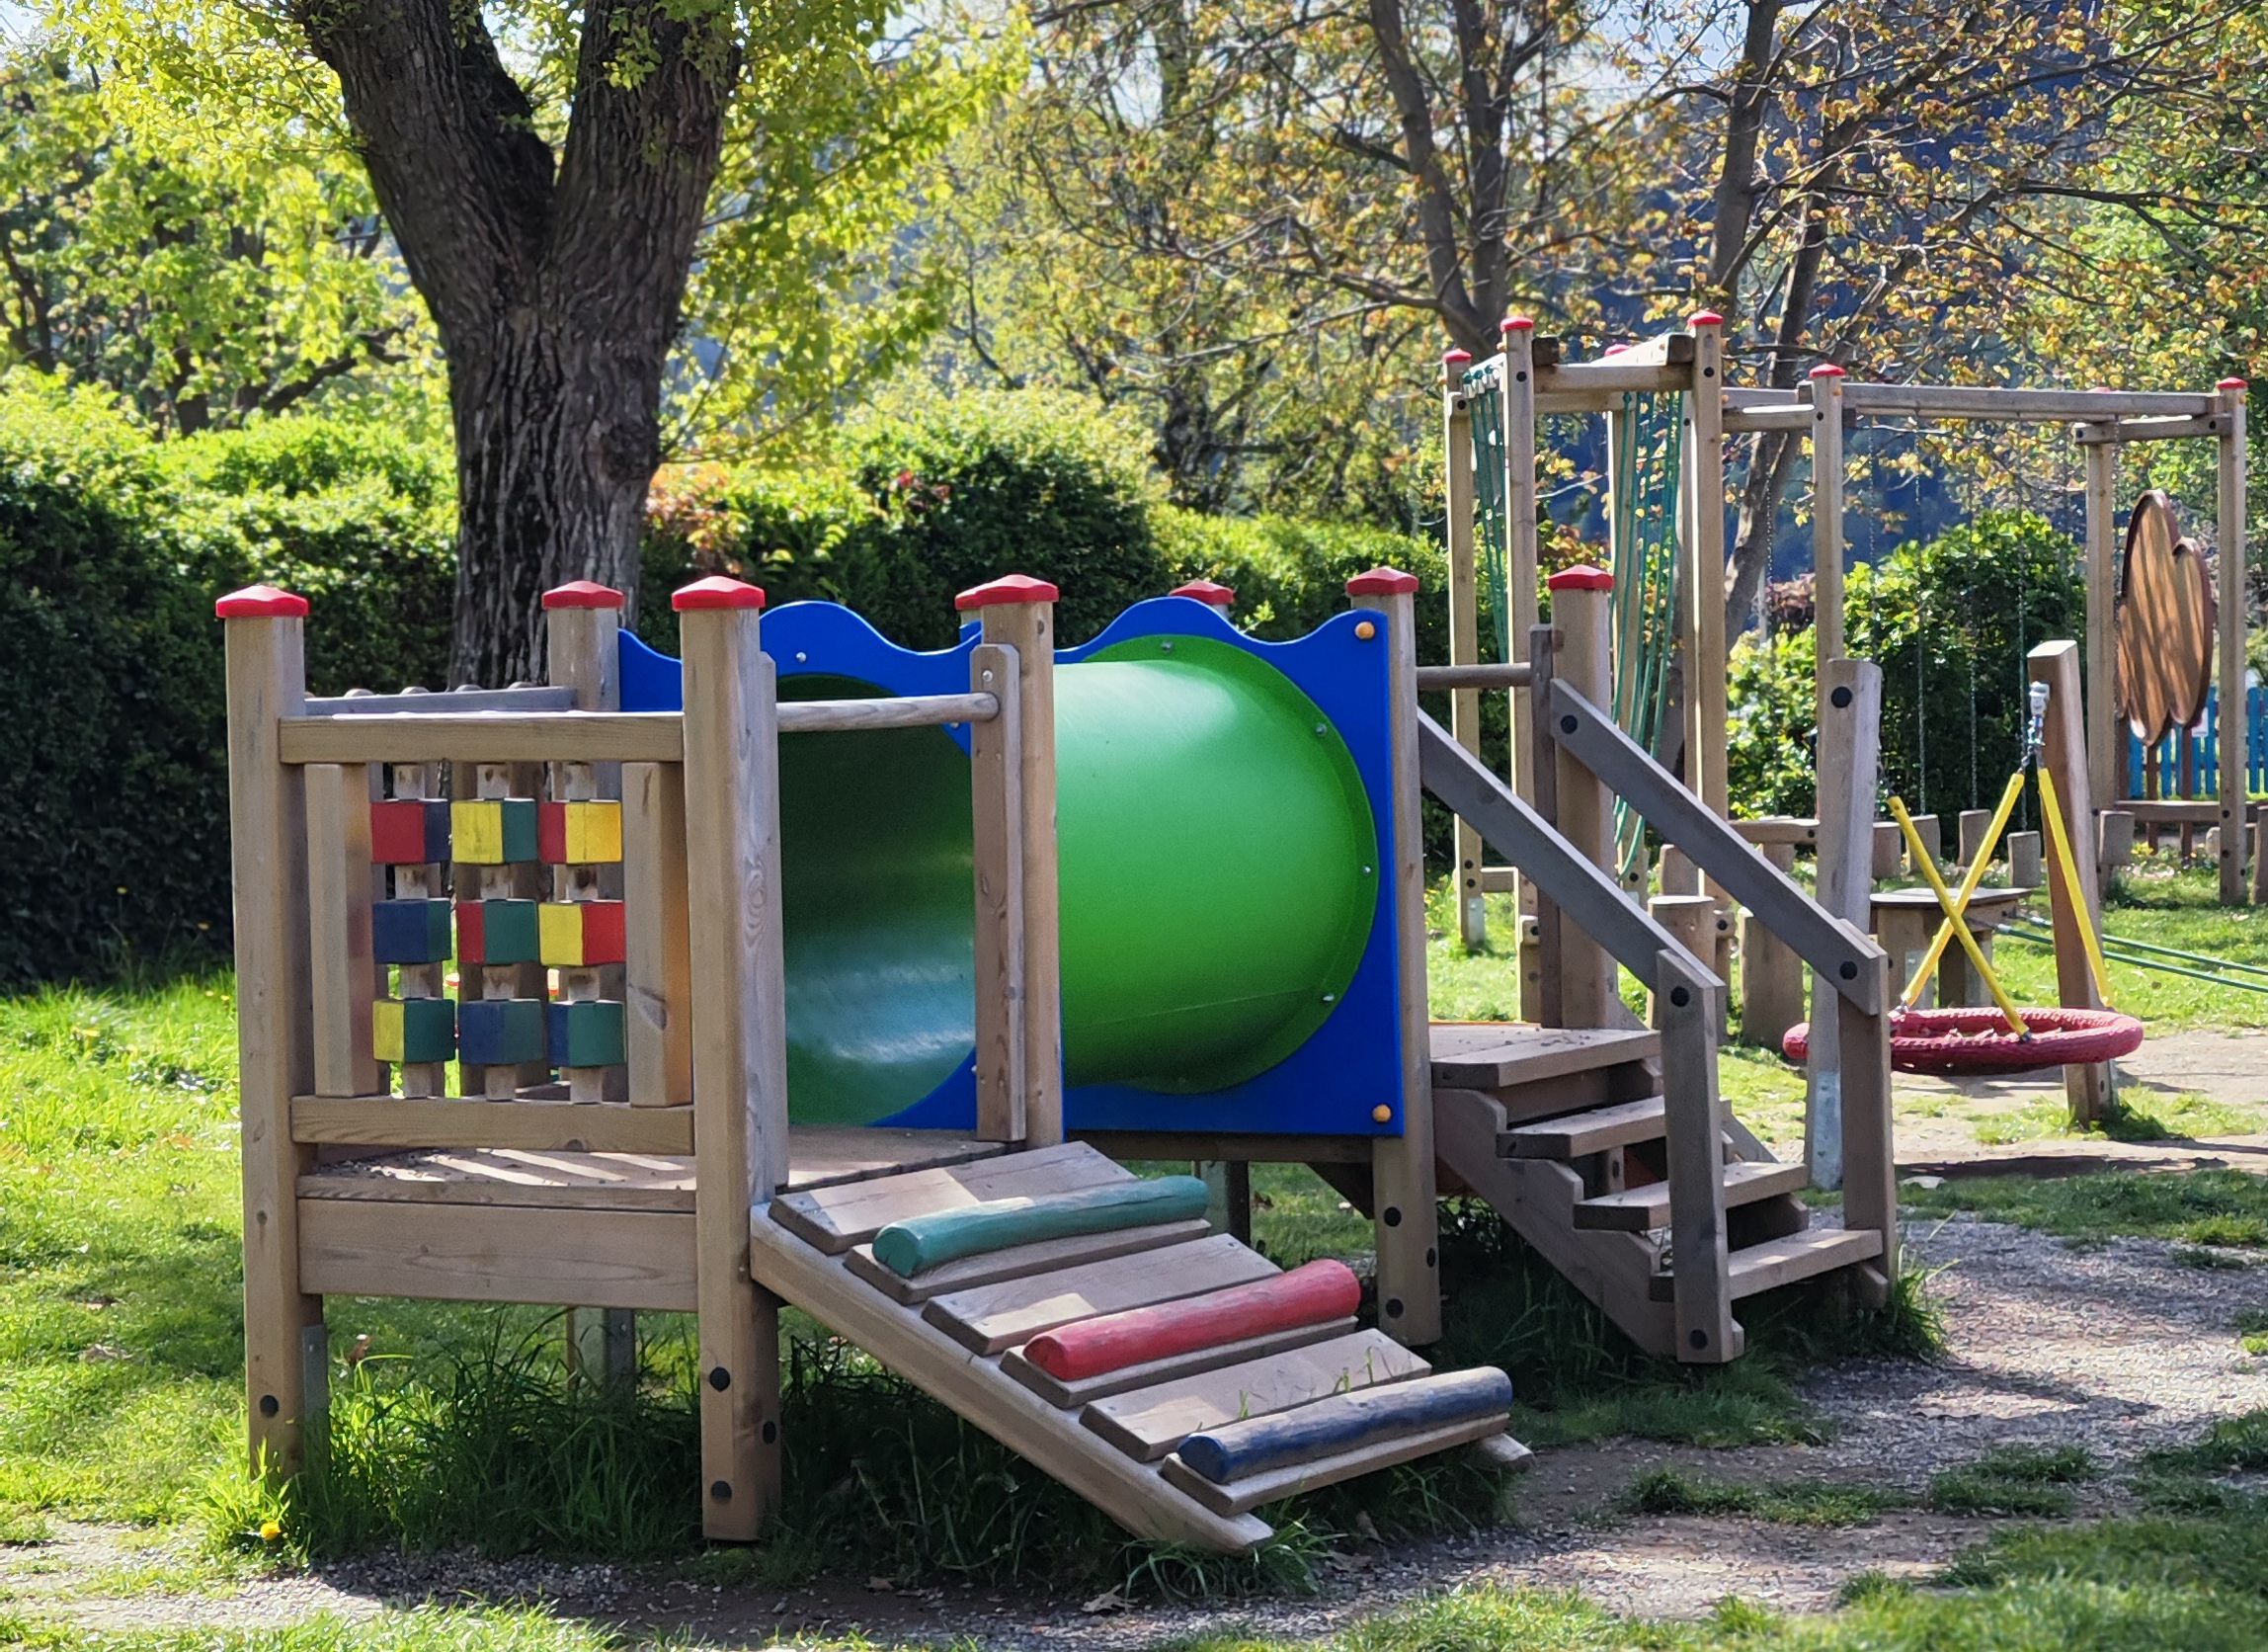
2116 491 2217 743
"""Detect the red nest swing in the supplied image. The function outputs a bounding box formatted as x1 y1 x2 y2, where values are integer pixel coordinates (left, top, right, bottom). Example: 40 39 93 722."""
1781 1007 2145 1075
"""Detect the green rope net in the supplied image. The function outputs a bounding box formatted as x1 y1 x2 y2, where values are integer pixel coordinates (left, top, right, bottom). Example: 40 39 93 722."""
1463 360 1511 662
1609 392 1682 880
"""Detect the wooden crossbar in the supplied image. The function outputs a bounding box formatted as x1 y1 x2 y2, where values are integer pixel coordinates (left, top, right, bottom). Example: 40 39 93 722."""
777 693 999 733
280 712 683 765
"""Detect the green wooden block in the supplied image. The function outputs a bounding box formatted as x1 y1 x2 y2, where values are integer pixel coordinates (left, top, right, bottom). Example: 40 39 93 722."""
871 1176 1213 1278
373 996 456 1065
547 1000 625 1068
457 899 540 966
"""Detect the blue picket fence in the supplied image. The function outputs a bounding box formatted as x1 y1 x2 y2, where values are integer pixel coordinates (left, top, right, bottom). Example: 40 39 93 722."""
2127 683 2268 796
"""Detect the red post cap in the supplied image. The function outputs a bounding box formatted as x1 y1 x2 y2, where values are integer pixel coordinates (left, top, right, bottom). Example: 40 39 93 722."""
1171 579 1236 609
955 573 1060 612
2220 376 2249 390
1810 364 1847 379
543 580 626 611
671 575 767 612
1346 567 1419 597
1442 348 1473 366
1689 309 1725 327
1501 315 1536 333
215 583 309 620
1548 565 1614 593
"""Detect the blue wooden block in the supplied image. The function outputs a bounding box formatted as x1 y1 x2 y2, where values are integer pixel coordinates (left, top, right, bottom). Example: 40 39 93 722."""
457 998 546 1067
1176 1367 1513 1485
371 898 452 964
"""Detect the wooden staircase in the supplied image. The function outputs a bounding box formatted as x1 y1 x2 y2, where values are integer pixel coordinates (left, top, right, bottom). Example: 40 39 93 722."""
1431 1024 1885 1363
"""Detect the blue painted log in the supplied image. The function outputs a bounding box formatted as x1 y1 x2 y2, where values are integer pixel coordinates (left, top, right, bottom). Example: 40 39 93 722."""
1177 1367 1513 1485
871 1176 1211 1278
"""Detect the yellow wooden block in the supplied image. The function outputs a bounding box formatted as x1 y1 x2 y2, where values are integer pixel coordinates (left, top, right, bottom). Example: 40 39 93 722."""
539 800 622 864
450 798 536 865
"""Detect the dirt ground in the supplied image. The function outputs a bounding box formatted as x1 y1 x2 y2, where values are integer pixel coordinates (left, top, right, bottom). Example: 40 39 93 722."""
10 1208 2264 1647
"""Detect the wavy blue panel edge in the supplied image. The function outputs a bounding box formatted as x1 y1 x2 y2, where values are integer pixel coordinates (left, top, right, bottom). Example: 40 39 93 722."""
617 595 1405 1139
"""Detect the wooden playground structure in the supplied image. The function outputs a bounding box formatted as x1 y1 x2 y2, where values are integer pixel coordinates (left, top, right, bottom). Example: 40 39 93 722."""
218 544 1898 1545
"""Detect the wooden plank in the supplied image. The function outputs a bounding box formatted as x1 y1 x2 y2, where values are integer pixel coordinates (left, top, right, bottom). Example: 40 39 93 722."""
1443 368 1486 950
2082 436 2120 811
1684 315 1729 850
1503 321 1542 814
679 592 788 1538
1649 1226 1883 1302
977 597 1064 1147
297 1198 696 1309
1535 360 1690 394
1812 370 1848 663
1658 947 1739 1363
1835 951 1900 1299
786 1128 1005 1190
770 1142 1125 1254
1350 576 1441 1345
2217 384 2249 906
291 1096 693 1153
304 763 378 1099
299 1163 694 1213
1427 1024 1659 1088
1733 817 1820 846
1417 663 1533 692
746 1218 1272 1551
776 693 998 734
1502 1095 1667 1158
922 1234 1275 1356
620 762 693 1107
2072 413 2229 445
1418 712 1707 999
1724 405 1815 435
280 712 683 765
1007 1319 1358 1410
968 643 1026 1141
849 1219 1213 1305
2114 798 2224 824
1808 658 1884 1189
1172 1367 1511 1484
1162 1413 1512 1517
1607 331 1696 367
1523 620 1562 1025
1839 383 2216 420
1549 574 1617 1026
2030 640 2112 1122
1549 682 1882 1012
1082 1331 1427 1461
1574 1160 1808 1231
305 686 576 716
222 601 323 1476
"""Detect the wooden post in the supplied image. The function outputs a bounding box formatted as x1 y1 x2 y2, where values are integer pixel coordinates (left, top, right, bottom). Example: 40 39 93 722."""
2006 830 2043 889
2099 808 2136 894
1738 843 1805 1048
1648 895 1717 1031
2082 418 2121 811
969 641 1027 1143
1870 821 1905 880
1547 568 1618 1027
1347 566 1441 1346
305 762 378 1099
1658 947 1739 1363
218 584 325 1477
674 575 788 1540
1811 365 1849 666
2030 640 2111 1123
1503 318 1543 807
1442 349 1487 950
1906 813 1941 869
2217 378 2250 905
2254 803 2268 905
1809 659 1882 1192
1834 940 1899 1301
547 583 638 1387
1682 312 1731 834
957 575 1064 1148
1526 622 1565 1029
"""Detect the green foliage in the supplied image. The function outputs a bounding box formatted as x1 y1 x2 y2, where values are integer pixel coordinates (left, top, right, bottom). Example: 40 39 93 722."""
0 375 454 979
1845 511 2084 819
1727 626 1821 819
1156 508 1448 654
1928 1445 2100 1517
1902 1169 2268 1249
1618 1466 1909 1527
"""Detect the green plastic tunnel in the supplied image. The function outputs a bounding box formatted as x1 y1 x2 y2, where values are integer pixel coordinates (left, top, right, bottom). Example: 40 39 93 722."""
779 634 1377 1125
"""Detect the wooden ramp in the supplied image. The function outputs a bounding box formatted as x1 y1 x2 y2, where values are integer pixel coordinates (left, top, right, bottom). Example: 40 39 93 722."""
749 1141 1527 1552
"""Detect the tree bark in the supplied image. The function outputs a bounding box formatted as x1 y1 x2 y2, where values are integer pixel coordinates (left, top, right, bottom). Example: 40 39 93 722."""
295 0 735 686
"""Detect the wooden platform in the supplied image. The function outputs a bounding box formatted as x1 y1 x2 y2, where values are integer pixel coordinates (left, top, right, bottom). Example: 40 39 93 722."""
746 1140 1525 1552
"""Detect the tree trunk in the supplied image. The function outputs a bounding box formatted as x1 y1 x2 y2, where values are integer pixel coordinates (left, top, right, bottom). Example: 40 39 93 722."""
449 316 663 686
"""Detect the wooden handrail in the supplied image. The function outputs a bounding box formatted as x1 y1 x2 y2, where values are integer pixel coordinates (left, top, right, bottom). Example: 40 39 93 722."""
305 686 576 716
280 711 683 764
1544 682 1886 1013
777 692 999 734
1416 711 1716 997
1416 663 1532 691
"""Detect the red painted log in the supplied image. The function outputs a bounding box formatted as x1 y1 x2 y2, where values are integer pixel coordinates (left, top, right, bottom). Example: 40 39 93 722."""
1021 1259 1361 1381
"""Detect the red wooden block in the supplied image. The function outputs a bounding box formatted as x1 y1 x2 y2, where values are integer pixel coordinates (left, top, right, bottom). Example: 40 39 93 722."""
370 798 446 865
1020 1259 1361 1381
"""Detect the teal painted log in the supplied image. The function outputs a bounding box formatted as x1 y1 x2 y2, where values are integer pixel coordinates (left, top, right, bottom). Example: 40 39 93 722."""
872 1176 1211 1278
1177 1367 1513 1485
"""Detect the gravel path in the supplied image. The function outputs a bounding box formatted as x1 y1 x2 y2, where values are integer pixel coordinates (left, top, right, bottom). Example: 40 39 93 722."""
8 1212 2264 1645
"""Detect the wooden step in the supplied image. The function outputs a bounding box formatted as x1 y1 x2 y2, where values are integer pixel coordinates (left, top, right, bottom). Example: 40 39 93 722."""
1430 1024 1660 1090
1081 1330 1428 1461
1574 1161 1810 1232
1501 1096 1666 1159
770 1141 1124 1254
1648 1227 1884 1302
1162 1413 1514 1517
923 1234 1276 1355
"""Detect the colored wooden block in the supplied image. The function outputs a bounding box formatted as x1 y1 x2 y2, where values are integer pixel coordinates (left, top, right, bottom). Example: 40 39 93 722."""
1022 1259 1362 1381
457 998 547 1067
456 899 540 966
370 798 448 865
450 798 538 865
371 899 451 964
537 900 627 967
1175 1367 1513 1485
871 1177 1212 1279
538 800 623 865
546 999 626 1067
371 996 455 1064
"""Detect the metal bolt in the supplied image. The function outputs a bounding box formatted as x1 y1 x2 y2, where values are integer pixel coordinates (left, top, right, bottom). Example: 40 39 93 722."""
1161 640 1174 652
1321 992 1336 1004
795 651 807 663
1315 723 1329 736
